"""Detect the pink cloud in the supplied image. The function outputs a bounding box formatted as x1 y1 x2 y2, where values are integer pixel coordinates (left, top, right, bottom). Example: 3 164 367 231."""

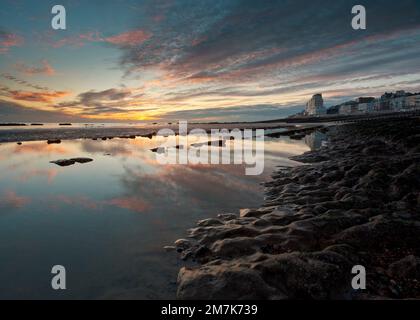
0 33 24 53
49 30 150 48
15 59 56 76
50 31 102 48
103 30 151 46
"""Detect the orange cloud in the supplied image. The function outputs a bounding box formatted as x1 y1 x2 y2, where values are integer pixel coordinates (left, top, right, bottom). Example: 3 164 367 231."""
9 90 70 103
12 143 70 155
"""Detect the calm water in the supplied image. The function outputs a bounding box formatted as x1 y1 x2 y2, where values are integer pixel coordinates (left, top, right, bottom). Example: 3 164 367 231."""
0 134 311 299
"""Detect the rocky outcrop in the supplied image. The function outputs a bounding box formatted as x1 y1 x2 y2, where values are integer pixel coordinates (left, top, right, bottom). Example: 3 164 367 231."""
174 119 420 300
47 139 61 144
50 157 93 167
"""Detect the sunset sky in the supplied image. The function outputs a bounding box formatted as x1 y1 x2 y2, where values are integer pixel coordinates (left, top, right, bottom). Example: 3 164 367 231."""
1 0 420 122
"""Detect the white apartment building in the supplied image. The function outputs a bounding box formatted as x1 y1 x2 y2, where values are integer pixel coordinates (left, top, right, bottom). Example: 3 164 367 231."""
357 102 375 113
305 94 326 116
390 96 407 111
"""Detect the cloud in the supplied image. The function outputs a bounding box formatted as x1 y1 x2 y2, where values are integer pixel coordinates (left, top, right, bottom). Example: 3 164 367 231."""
104 30 151 47
113 0 420 107
78 88 133 105
3 1 420 122
55 88 155 117
1 73 50 90
15 60 56 76
0 31 23 53
44 29 151 48
45 195 150 213
18 168 59 184
56 88 133 111
105 197 150 213
0 191 30 211
0 86 70 103
160 104 304 122
0 99 86 122
47 31 102 48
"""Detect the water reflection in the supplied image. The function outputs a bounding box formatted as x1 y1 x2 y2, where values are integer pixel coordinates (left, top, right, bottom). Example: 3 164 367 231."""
304 131 327 150
0 135 309 299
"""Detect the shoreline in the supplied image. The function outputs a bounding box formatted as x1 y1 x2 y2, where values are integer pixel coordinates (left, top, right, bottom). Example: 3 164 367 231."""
173 119 420 300
0 122 296 144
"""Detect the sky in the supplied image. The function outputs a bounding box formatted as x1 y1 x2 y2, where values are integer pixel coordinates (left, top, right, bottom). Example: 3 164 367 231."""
0 0 420 122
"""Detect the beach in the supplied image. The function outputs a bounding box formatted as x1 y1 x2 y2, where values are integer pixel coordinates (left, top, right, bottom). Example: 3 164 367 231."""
174 119 420 299
0 122 309 299
0 119 418 299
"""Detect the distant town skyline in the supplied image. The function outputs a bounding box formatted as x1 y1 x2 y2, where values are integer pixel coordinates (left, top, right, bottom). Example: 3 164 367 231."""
302 90 420 117
1 0 420 122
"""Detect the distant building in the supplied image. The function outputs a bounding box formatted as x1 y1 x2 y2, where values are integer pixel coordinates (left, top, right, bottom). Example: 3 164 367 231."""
406 94 420 109
298 90 419 118
356 97 375 113
327 105 340 114
375 91 420 112
305 94 326 116
374 93 392 112
339 101 358 115
390 96 407 111
355 97 375 104
357 102 375 113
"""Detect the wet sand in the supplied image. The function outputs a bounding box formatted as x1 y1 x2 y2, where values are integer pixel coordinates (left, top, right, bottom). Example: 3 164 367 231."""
173 119 420 300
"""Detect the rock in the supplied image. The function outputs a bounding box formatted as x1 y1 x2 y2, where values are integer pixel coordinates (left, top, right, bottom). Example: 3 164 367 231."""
191 140 226 147
70 157 93 164
174 239 194 251
177 265 281 300
142 133 154 139
47 139 61 144
171 119 420 300
150 147 165 154
217 213 237 220
388 255 420 280
50 159 76 167
239 208 262 218
50 158 93 166
197 218 224 227
163 246 177 252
